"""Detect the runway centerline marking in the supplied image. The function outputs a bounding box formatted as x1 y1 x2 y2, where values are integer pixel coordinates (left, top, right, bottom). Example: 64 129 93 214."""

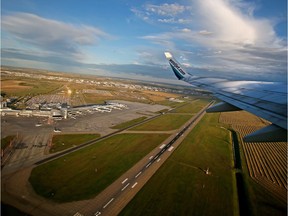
146 162 152 168
135 171 142 178
122 178 128 184
121 183 130 191
103 198 114 209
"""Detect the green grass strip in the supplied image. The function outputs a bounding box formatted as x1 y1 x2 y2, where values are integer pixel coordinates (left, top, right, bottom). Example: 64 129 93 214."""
171 99 211 113
29 133 170 202
130 114 191 131
1 135 15 150
49 134 101 153
110 116 147 129
120 113 234 216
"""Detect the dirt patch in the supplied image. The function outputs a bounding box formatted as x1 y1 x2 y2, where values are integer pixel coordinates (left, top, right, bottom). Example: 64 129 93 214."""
1 80 33 92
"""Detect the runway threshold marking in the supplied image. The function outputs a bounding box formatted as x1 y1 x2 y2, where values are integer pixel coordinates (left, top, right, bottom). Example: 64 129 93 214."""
103 198 114 209
121 183 130 191
122 178 128 184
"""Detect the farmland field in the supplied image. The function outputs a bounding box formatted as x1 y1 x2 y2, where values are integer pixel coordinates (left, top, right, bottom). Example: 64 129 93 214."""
29 133 170 202
220 111 287 216
120 113 234 216
1 78 62 96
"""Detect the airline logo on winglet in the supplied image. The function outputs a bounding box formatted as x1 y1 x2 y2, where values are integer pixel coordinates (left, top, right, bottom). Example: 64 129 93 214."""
169 59 186 76
165 52 187 80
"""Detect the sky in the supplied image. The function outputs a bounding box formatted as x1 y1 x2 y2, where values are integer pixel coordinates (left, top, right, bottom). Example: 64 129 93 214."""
1 0 287 84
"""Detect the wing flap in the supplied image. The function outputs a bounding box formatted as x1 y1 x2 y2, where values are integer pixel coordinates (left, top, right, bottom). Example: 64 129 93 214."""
243 124 287 142
206 102 242 112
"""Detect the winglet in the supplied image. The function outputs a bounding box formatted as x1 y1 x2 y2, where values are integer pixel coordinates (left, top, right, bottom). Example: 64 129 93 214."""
164 52 188 80
164 52 173 60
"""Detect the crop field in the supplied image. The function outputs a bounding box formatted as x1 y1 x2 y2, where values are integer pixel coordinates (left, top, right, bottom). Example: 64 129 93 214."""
49 134 101 153
120 113 234 216
220 112 287 214
1 78 62 97
170 98 211 113
29 133 170 202
130 114 191 131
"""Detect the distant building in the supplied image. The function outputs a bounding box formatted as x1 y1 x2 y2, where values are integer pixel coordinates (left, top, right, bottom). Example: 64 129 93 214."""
51 109 62 118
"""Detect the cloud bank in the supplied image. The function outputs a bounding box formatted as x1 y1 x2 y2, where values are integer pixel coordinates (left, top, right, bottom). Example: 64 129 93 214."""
139 0 287 81
1 1 287 83
2 12 111 61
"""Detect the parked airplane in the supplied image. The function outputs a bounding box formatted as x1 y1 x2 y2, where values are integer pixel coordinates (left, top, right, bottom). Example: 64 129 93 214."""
165 52 287 142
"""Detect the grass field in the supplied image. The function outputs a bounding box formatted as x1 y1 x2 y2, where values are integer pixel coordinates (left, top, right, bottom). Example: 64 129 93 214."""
1 135 15 150
29 133 170 202
130 114 191 131
141 90 180 102
49 134 101 153
120 113 234 216
156 100 188 108
171 98 211 113
110 117 147 129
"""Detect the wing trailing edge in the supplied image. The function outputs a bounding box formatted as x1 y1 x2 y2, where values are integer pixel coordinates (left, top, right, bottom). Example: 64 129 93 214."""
243 124 287 142
206 102 242 112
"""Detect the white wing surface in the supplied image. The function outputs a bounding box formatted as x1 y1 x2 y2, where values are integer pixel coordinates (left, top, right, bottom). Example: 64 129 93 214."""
165 52 287 142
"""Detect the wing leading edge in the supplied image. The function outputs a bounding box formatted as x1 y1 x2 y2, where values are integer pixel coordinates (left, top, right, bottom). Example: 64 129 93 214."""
164 52 287 142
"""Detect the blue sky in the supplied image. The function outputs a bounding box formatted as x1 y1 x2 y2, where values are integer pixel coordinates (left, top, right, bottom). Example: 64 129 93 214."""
1 0 287 84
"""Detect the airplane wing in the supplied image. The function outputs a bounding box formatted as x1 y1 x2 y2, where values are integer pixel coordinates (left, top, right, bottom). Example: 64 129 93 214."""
164 52 287 142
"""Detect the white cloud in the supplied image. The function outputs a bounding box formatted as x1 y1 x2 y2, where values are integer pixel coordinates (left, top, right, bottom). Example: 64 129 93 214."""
158 18 190 24
198 30 213 36
132 3 191 24
140 0 287 80
2 12 111 60
145 3 186 17
194 0 272 47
